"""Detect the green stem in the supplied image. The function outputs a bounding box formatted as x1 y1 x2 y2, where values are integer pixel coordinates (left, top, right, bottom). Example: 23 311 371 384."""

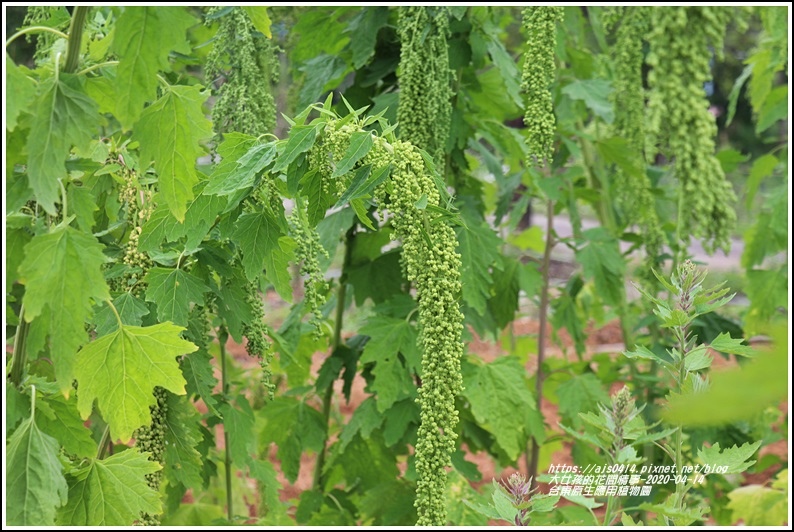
10 305 30 387
673 325 687 511
219 325 233 522
96 424 111 460
576 120 633 348
76 60 119 76
527 199 555 491
106 298 123 329
63 7 90 74
58 178 68 221
313 226 355 490
5 26 69 47
30 384 37 421
603 493 618 526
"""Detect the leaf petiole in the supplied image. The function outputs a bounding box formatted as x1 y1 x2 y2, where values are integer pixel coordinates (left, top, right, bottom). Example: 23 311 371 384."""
106 298 123 329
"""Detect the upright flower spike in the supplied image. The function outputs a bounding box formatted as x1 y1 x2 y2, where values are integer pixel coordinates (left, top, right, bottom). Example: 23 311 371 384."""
521 6 564 166
205 7 279 137
396 6 454 166
646 7 746 254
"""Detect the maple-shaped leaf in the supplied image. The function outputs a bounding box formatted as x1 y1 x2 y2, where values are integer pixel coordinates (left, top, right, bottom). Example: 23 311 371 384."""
111 7 196 127
576 227 626 307
203 132 257 195
140 183 226 252
37 394 97 459
66 183 99 233
144 267 208 327
6 222 32 293
138 203 179 252
6 53 36 131
204 141 277 196
6 407 68 525
94 293 150 337
132 85 213 222
219 395 256 468
213 267 256 341
232 210 295 299
359 316 419 412
260 397 326 483
456 217 503 315
555 373 610 430
181 350 221 417
26 73 101 214
698 441 763 475
162 392 204 490
19 225 110 390
463 357 537 460
248 460 292 524
179 184 227 249
75 322 195 442
56 448 161 526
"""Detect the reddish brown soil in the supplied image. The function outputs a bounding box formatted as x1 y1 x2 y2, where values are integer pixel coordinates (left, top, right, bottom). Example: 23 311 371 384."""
214 311 788 525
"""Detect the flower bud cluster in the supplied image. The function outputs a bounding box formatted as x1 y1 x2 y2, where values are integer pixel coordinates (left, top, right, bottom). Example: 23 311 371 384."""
646 7 741 253
521 7 564 166
396 7 454 165
134 386 169 525
205 7 279 137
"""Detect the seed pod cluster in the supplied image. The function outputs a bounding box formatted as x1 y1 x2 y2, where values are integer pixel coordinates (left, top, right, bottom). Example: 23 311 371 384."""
288 204 329 336
521 7 564 166
111 156 154 296
604 7 665 275
396 7 454 165
372 136 464 526
308 120 465 525
645 7 740 253
241 283 276 401
205 7 279 137
134 386 169 525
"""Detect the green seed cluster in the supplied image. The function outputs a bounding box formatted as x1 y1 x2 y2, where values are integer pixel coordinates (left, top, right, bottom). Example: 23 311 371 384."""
305 118 464 525
242 282 276 400
205 7 279 137
313 122 361 199
112 160 154 296
373 137 463 526
134 386 168 525
521 7 564 166
288 204 329 335
396 7 454 165
645 7 738 254
605 8 665 275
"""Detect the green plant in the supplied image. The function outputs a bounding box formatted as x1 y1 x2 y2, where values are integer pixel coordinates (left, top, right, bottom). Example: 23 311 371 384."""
4 5 788 528
622 261 764 525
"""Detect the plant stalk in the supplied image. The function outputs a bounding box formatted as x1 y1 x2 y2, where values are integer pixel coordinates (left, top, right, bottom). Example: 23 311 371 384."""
63 6 90 74
96 424 111 460
9 305 30 387
527 199 555 491
673 325 687 511
313 226 355 490
219 325 233 522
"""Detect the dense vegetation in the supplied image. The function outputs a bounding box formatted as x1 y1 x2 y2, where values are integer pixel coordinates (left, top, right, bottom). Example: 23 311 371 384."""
4 5 789 527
